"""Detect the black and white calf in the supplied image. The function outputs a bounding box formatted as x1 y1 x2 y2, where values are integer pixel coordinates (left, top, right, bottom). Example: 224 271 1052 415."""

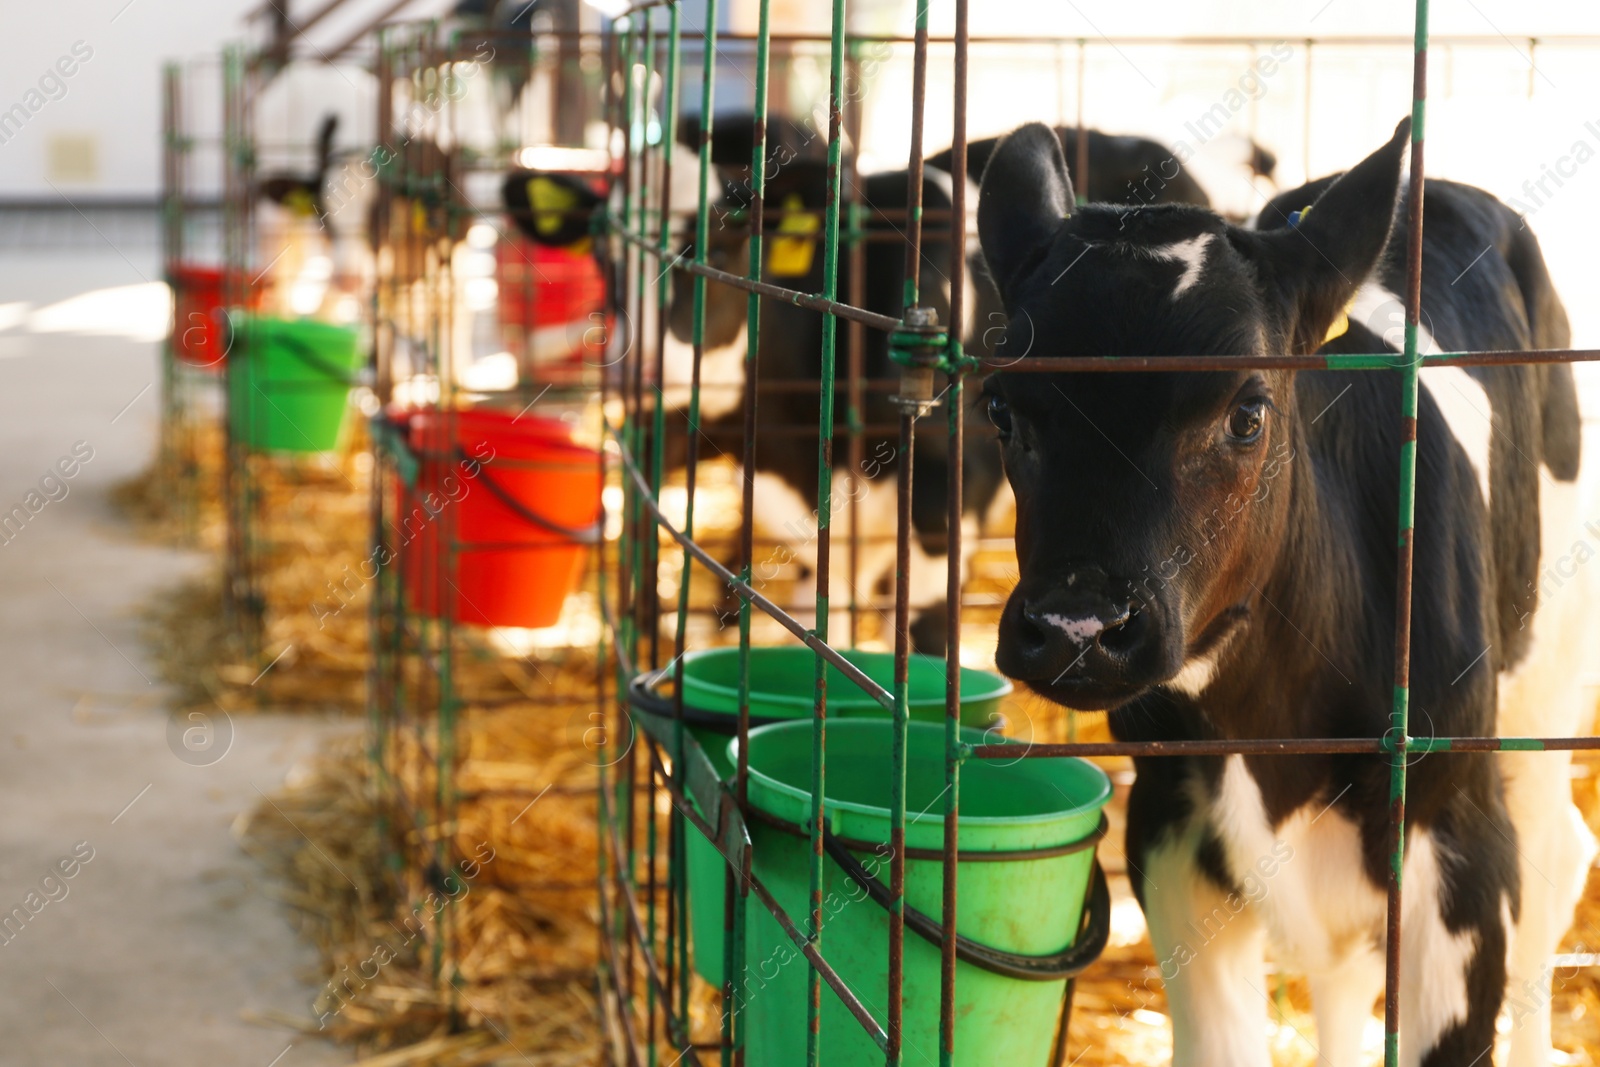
658 158 1006 652
929 126 1214 209
977 119 1594 1067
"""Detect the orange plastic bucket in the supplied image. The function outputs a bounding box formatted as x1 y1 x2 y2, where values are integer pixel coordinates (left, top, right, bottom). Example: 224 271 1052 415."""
170 264 261 369
399 408 602 629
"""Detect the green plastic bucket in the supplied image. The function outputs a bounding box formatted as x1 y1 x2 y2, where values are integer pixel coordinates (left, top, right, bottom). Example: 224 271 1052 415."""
630 647 1012 987
738 719 1111 1067
676 646 1012 723
228 316 362 452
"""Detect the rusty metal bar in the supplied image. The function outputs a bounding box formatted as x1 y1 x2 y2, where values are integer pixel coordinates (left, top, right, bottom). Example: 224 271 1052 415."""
1382 5 1430 1062
640 744 893 1052
964 734 1600 761
611 416 895 710
939 0 970 1059
602 766 700 1067
613 225 904 332
987 348 1600 372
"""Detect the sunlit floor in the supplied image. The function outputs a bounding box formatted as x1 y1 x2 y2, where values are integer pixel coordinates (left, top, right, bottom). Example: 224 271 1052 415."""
0 243 355 1067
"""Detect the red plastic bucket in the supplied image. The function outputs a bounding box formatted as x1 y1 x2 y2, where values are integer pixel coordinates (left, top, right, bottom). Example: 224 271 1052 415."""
170 264 261 369
496 239 606 363
399 408 603 629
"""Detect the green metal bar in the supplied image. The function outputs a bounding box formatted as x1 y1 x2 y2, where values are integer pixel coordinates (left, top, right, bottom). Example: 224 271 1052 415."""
1383 3 1429 1064
599 16 636 1040
622 14 644 688
939 381 964 1067
901 0 932 311
629 18 661 1063
887 6 939 1061
651 2 692 1042
940 5 970 1061
666 2 718 1051
654 4 679 681
727 0 771 1062
806 0 850 1061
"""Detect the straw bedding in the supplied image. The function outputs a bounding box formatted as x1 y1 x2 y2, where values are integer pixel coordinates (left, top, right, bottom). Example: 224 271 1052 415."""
127 434 1600 1065
120 421 372 715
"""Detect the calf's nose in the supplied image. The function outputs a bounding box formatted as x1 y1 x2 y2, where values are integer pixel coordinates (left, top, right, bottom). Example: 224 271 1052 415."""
1007 591 1153 680
1021 600 1131 647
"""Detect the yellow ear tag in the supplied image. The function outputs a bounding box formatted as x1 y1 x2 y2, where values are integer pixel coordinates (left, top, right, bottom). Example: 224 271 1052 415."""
286 188 317 218
529 177 580 238
1323 306 1351 344
411 200 427 235
1292 204 1353 345
766 194 821 277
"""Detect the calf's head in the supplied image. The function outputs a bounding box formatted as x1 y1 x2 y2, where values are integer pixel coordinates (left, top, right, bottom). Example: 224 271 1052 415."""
667 161 829 350
977 119 1409 710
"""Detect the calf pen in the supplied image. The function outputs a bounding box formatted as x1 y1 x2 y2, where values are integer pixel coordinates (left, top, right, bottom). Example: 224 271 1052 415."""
584 5 1600 1067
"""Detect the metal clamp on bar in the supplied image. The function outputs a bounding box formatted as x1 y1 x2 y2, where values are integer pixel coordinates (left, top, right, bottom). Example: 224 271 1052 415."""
890 306 947 416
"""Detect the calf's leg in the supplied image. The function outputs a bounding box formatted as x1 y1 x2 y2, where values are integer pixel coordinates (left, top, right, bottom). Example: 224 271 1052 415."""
1500 750 1595 1067
1309 950 1384 1067
1138 828 1272 1067
1400 828 1514 1067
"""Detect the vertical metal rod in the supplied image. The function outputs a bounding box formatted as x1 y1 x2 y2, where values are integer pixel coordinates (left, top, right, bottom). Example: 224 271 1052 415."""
618 16 642 692
633 20 660 1064
593 33 619 1029
596 17 625 1057
888 404 913 1067
652 11 680 678
728 2 771 1065
159 64 179 510
1301 39 1313 184
1383 5 1430 1065
889 6 937 1058
663 9 692 1039
845 46 865 650
607 15 640 1024
434 29 465 1010
901 2 930 308
1074 39 1088 204
939 2 969 1062
807 0 848 1062
667 8 718 1050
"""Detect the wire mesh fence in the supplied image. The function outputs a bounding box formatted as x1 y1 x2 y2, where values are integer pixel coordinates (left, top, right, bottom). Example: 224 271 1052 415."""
594 3 1600 1067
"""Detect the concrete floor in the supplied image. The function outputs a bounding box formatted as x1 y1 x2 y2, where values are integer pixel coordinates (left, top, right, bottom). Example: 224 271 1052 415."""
0 248 354 1066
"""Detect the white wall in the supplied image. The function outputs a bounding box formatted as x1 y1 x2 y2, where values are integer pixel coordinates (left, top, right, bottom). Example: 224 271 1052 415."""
0 0 263 198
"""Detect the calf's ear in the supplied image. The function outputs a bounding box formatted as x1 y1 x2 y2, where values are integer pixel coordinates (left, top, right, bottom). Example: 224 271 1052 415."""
978 123 1074 299
1252 117 1411 353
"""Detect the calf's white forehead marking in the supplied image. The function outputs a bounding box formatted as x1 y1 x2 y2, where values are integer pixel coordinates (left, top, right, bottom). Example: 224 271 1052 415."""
1041 613 1104 644
1149 233 1214 299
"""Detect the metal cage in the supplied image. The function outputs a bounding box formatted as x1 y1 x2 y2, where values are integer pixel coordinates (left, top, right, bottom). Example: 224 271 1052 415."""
594 3 1600 1067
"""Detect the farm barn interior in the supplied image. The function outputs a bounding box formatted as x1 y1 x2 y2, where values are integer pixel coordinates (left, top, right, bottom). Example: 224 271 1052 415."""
5 0 1600 1064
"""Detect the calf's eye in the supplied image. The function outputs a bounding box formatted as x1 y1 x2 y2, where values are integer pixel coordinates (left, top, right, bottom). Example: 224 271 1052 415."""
1226 399 1266 443
986 393 1012 435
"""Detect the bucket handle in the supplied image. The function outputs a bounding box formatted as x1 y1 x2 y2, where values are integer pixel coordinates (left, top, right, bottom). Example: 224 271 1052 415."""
627 671 795 733
453 445 603 545
822 828 1111 982
232 322 361 385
